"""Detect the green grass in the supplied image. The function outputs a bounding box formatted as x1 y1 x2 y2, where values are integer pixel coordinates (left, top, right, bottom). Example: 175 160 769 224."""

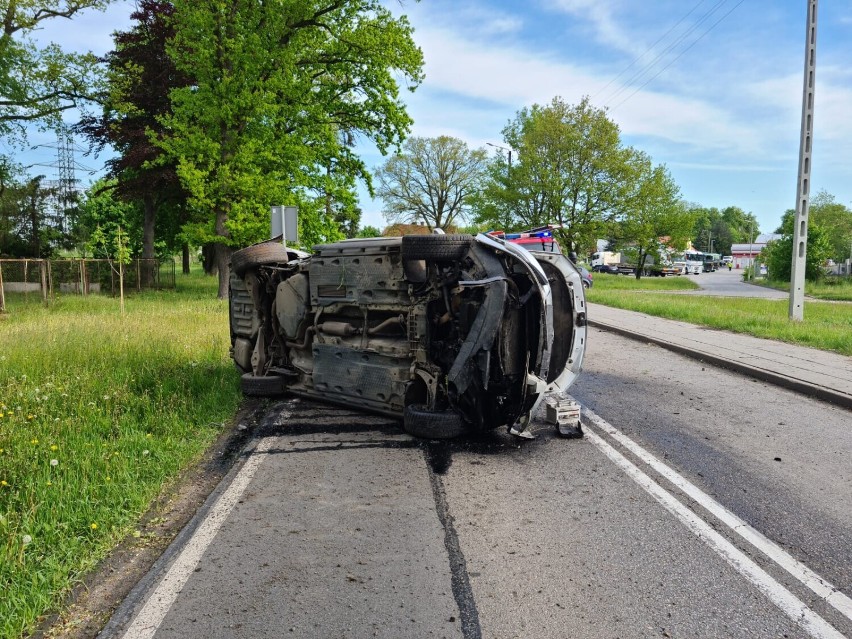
0 271 242 638
586 290 852 355
756 276 852 301
588 272 700 291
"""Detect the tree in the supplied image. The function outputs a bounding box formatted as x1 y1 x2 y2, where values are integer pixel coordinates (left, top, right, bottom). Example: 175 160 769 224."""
0 167 60 257
356 224 381 238
76 178 141 258
375 136 487 230
809 191 852 263
687 204 758 256
763 210 832 281
473 96 635 254
617 155 693 279
77 0 190 276
0 1 111 141
159 0 424 297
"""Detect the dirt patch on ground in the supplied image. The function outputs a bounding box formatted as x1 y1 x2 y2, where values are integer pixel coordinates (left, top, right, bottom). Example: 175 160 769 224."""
32 400 269 639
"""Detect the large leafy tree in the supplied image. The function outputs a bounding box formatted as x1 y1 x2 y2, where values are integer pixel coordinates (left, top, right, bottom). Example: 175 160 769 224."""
0 173 59 257
473 96 635 254
77 0 190 275
617 155 693 279
763 209 832 281
1 1 111 141
688 204 758 256
375 135 487 230
76 178 142 257
808 191 852 263
159 0 424 297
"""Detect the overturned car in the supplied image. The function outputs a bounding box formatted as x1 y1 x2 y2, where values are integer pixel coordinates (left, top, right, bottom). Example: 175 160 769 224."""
228 233 586 438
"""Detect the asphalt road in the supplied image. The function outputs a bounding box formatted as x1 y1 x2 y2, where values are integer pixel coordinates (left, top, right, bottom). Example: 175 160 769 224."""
101 329 852 639
673 268 789 298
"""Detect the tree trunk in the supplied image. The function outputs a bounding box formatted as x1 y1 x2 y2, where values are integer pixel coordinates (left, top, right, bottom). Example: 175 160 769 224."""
202 243 218 275
214 241 231 299
634 249 644 279
182 243 190 274
214 207 231 299
141 193 156 286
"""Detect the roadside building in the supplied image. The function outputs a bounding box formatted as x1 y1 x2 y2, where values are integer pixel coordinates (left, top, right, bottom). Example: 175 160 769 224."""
731 233 782 269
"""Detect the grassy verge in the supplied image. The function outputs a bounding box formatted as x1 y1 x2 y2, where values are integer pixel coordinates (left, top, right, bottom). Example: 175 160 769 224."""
0 271 242 638
587 290 852 355
588 272 700 291
756 277 852 302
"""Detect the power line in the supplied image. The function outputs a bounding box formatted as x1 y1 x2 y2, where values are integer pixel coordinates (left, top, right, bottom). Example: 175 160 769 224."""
609 0 747 112
592 0 709 102
598 0 735 107
600 0 730 106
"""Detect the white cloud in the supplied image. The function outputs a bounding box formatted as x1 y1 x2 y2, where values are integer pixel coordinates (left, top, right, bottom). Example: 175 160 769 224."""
411 23 767 158
545 0 636 54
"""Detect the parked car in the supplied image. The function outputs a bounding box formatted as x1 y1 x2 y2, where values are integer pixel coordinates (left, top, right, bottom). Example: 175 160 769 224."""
592 263 619 275
577 265 593 288
228 234 587 439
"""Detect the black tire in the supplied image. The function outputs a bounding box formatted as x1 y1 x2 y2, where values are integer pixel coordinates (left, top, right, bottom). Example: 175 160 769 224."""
241 373 286 397
403 404 467 439
401 234 472 261
231 242 289 277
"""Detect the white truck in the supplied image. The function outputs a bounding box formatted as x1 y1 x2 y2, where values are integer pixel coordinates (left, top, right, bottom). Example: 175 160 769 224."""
590 251 621 268
676 252 704 275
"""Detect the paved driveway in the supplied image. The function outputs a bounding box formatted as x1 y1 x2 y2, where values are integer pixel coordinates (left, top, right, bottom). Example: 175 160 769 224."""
675 268 789 298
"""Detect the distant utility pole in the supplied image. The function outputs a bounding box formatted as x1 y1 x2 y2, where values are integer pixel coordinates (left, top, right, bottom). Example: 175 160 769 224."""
789 0 818 321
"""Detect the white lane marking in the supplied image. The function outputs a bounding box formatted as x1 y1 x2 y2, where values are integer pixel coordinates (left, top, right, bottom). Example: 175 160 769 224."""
121 435 277 639
583 425 846 639
582 406 852 623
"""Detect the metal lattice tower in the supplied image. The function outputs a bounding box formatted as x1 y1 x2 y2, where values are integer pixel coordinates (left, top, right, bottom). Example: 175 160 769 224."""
56 124 78 235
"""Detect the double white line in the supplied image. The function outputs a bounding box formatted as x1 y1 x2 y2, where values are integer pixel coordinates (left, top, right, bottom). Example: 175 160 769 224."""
582 406 851 639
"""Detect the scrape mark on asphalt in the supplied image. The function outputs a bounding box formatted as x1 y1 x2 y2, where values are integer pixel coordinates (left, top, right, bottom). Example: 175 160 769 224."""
425 443 482 639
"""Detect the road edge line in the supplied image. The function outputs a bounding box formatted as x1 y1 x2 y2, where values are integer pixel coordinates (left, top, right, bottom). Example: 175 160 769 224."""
581 406 852 622
583 424 846 639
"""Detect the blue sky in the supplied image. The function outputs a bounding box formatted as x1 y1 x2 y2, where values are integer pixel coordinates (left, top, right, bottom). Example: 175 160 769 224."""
16 0 852 236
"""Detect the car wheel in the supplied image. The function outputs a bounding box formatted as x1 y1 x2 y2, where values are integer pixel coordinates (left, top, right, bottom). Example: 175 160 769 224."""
403 404 467 439
231 242 289 277
401 234 472 261
241 373 286 397
582 280 590 289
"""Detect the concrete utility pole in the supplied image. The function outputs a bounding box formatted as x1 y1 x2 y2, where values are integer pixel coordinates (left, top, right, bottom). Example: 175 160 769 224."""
789 0 818 321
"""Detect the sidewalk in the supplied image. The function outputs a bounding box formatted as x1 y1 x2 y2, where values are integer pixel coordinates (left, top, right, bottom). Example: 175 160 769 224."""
587 303 852 410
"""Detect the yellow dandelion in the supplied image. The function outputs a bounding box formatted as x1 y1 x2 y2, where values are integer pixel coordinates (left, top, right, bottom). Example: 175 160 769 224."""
105 476 111 482
46 481 52 487
90 523 98 530
50 445 58 451
27 414 34 420
1 480 8 487
30 438 39 445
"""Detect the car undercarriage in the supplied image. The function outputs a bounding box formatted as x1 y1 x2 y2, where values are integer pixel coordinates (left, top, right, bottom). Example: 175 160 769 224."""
229 233 586 438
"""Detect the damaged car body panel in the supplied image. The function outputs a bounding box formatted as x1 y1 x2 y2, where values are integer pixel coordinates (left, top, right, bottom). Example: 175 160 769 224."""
228 233 586 438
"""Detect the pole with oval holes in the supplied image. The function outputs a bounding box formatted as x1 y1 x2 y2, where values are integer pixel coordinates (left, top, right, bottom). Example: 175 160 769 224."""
789 0 818 321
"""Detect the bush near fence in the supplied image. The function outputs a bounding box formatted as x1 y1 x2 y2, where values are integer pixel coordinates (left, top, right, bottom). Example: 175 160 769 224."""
0 258 175 310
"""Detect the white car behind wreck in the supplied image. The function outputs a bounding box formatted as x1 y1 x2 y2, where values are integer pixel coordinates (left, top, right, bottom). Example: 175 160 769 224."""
228 233 586 438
